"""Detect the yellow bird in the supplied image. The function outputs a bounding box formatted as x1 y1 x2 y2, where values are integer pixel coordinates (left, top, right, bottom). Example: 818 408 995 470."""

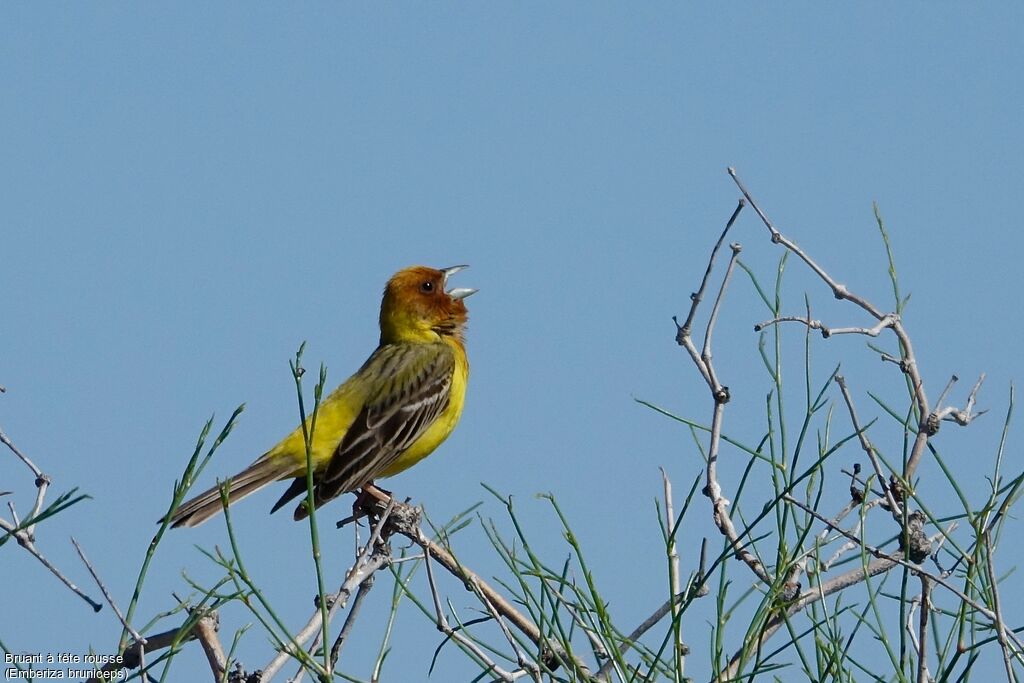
169 265 475 528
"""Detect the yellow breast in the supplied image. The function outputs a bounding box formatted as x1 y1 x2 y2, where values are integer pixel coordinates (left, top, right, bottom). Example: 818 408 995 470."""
377 337 469 477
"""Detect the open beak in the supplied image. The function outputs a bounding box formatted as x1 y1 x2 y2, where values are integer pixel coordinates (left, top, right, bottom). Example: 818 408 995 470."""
441 264 477 300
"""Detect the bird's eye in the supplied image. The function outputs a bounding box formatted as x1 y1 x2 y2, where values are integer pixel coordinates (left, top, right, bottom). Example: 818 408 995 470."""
420 281 434 293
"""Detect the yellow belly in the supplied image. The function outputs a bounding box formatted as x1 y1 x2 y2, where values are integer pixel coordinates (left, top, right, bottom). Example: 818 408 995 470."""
378 344 468 477
265 380 364 474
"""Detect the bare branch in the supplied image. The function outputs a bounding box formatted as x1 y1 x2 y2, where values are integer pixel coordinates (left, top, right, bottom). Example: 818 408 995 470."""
985 530 1019 683
89 621 204 682
681 238 768 586
261 501 396 681
358 486 596 680
914 577 931 683
0 426 50 538
784 494 1024 652
702 243 743 374
727 167 885 319
661 468 686 678
421 536 517 683
0 516 102 612
879 351 910 371
714 515 962 683
540 578 611 663
675 201 771 586
714 555 898 682
72 537 144 643
727 168 942 482
812 497 885 572
675 206 744 400
194 613 227 682
677 199 745 336
931 373 987 427
0 425 45 479
934 375 959 412
754 313 898 339
472 575 543 682
329 575 375 671
834 375 903 518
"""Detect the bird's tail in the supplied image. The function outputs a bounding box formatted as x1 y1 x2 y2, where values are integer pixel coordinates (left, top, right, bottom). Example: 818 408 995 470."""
167 456 292 528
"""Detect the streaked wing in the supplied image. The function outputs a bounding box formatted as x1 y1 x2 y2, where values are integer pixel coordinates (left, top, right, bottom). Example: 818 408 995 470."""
314 343 454 505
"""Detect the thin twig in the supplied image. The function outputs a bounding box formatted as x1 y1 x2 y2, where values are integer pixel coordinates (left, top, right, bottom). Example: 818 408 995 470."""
540 578 610 661
329 575 375 670
0 426 45 478
678 199 746 336
932 373 987 426
0 426 50 538
818 498 885 571
879 352 909 370
0 516 102 611
934 376 959 412
702 243 742 374
421 535 517 683
371 569 411 683
727 167 885 319
784 494 1024 652
72 537 144 642
916 576 931 683
676 206 744 398
359 486 596 680
727 168 942 484
754 313 897 339
661 468 686 679
261 501 395 681
684 239 770 583
471 575 543 682
984 530 1018 683
599 556 712 683
714 555 898 683
834 375 903 517
714 518 962 683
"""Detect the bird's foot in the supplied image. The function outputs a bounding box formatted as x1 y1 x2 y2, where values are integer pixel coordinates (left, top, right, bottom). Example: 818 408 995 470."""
335 483 396 529
335 484 419 536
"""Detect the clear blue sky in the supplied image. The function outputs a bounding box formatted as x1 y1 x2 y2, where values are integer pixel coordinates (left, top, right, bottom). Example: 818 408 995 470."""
2 4 1022 681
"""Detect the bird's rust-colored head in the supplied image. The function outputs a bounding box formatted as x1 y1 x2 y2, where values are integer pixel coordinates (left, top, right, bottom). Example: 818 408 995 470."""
379 265 476 344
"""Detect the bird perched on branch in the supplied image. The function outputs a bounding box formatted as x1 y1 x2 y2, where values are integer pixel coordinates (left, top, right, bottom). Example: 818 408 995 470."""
169 265 476 528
